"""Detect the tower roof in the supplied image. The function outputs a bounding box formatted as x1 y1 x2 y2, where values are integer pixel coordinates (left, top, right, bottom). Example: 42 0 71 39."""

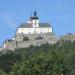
34 11 37 17
19 23 51 28
30 11 39 19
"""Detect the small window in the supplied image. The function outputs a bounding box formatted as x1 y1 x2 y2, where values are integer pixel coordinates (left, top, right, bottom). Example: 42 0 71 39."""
35 20 36 23
29 32 30 34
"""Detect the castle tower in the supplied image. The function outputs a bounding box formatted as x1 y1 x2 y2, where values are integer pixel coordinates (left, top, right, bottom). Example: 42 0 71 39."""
28 11 39 27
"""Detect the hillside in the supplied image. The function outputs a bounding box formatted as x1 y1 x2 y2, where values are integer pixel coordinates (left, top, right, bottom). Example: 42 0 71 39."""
0 41 75 75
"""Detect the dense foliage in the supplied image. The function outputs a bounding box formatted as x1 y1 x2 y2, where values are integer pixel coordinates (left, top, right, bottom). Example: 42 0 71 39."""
0 41 75 75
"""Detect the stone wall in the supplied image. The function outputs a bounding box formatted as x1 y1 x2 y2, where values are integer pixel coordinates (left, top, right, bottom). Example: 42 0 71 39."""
1 32 75 51
1 33 58 51
15 33 24 41
2 39 47 50
3 41 17 50
0 47 3 51
59 33 75 42
15 32 57 41
16 39 47 49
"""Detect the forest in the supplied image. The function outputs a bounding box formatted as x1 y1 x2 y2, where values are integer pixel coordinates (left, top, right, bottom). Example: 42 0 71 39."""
0 40 75 75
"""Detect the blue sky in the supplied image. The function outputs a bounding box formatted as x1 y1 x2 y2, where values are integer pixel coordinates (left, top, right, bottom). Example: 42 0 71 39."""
0 0 75 46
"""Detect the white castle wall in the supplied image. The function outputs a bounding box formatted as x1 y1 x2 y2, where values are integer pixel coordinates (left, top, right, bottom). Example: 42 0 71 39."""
17 27 52 34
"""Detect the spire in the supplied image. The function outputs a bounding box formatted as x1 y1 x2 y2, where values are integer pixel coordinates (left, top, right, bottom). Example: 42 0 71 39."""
32 10 38 19
34 11 37 17
29 10 39 20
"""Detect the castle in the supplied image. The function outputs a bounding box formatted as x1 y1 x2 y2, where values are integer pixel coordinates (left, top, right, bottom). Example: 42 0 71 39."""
17 11 52 34
0 11 75 51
